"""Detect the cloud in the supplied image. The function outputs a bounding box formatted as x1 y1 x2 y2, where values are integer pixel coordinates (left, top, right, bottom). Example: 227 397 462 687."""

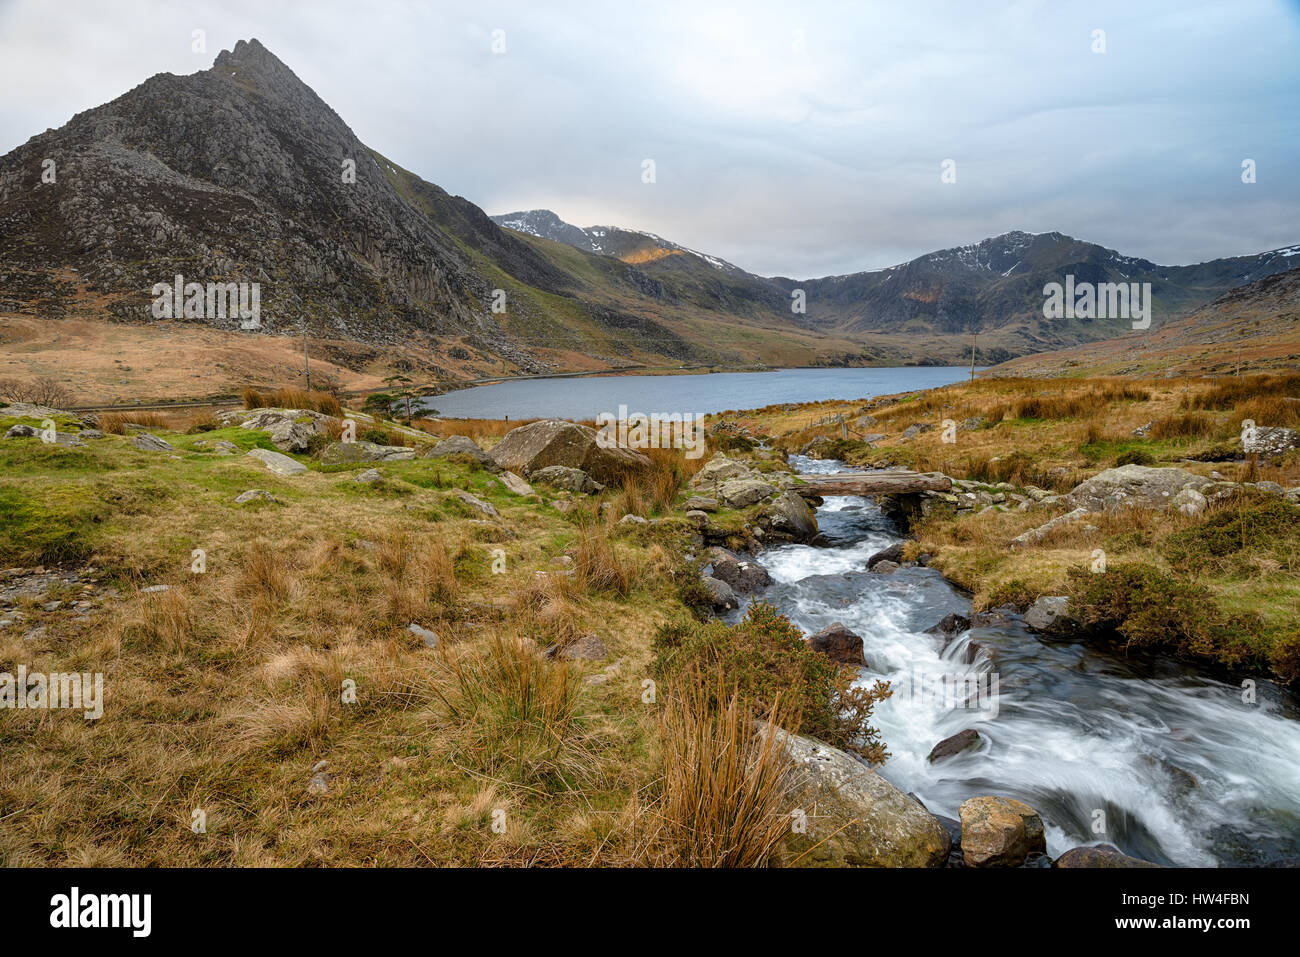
1 0 1297 276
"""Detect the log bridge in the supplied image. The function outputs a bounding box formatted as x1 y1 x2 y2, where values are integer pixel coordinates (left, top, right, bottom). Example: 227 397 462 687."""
793 470 952 499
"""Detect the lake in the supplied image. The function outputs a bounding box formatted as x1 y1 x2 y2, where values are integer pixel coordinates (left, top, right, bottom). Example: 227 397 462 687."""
418 367 977 419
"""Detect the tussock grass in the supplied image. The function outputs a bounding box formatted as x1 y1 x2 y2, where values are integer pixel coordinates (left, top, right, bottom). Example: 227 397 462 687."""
98 410 171 434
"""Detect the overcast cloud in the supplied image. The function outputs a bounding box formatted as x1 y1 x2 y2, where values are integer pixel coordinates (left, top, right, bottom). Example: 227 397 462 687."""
2 0 1297 277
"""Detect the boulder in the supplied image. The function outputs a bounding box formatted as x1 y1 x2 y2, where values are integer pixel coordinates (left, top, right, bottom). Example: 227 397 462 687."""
710 554 772 594
1066 465 1211 513
1053 844 1161 868
1024 596 1070 633
718 478 777 508
408 623 439 648
319 440 414 464
959 796 1046 867
246 448 307 476
530 465 603 494
422 435 500 471
701 575 738 611
546 634 608 661
234 489 278 504
1009 506 1090 548
757 491 818 543
132 433 175 453
490 419 650 485
924 613 971 638
1172 487 1207 516
451 489 499 518
807 622 867 666
1243 425 1299 457
927 729 982 763
873 560 900 574
354 469 382 484
688 454 754 488
684 496 718 512
499 471 535 495
866 543 905 569
761 725 951 867
267 419 316 452
3 424 38 438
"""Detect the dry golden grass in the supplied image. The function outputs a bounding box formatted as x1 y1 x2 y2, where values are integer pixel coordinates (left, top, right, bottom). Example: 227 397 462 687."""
242 386 344 416
97 410 172 434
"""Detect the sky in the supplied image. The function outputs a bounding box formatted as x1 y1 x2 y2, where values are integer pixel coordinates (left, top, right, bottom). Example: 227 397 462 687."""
2 0 1298 278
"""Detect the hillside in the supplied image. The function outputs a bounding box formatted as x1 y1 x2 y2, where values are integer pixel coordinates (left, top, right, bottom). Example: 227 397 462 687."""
988 265 1300 378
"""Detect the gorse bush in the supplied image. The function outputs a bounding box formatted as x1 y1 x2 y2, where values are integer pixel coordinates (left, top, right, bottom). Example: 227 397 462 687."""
653 602 892 764
1161 497 1300 575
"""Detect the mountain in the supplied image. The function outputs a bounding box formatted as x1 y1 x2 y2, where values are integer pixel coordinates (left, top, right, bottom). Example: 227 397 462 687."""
1 38 1295 385
987 264 1300 378
0 39 855 380
495 211 1300 366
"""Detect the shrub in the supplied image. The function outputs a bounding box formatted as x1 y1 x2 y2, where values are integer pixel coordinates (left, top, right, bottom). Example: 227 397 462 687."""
1160 498 1299 575
652 603 891 763
1115 448 1155 467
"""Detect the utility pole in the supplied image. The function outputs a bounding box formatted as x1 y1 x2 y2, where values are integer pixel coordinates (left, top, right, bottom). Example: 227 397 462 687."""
969 330 978 384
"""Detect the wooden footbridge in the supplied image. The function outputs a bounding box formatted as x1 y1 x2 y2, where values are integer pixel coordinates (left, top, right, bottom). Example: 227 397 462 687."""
793 470 952 499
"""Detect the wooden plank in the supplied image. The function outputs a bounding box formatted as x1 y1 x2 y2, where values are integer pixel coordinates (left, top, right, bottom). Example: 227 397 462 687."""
793 471 952 498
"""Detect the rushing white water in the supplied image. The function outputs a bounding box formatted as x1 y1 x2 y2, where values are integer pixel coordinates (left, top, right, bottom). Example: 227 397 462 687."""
739 455 1300 866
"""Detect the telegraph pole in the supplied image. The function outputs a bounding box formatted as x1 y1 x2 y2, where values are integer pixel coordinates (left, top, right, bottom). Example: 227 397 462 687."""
303 317 312 393
969 330 978 384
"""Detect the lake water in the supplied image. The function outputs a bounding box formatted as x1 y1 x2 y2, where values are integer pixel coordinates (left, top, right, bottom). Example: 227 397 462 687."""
419 367 975 419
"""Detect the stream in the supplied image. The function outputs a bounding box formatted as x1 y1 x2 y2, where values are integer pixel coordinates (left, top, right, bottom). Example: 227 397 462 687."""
733 454 1300 867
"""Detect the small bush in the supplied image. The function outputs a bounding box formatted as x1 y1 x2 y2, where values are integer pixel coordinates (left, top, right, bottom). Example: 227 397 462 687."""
653 603 891 764
1116 448 1155 467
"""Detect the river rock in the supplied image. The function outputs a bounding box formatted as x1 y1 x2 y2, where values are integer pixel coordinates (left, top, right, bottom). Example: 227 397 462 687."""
1024 596 1070 633
701 575 738 611
490 419 650 485
807 622 867 666
924 613 971 637
718 478 777 508
530 465 603 494
757 490 818 543
761 725 951 868
1066 465 1211 513
873 560 900 574
710 553 772 594
422 435 500 471
927 729 982 763
866 543 905 569
246 448 307 475
1053 844 1162 868
319 440 414 464
959 796 1047 867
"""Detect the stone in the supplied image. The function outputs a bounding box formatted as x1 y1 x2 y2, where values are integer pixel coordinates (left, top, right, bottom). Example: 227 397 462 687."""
490 419 650 485
924 613 971 637
701 575 738 610
866 543 905 569
268 419 316 452
959 796 1046 868
807 622 867 666
1053 844 1162 868
132 432 175 453
1009 507 1091 548
761 725 951 867
710 554 772 594
3 424 38 438
1172 487 1207 516
498 470 535 495
319 440 414 464
246 448 307 475
422 435 500 471
234 489 278 504
141 584 170 594
354 468 382 484
1024 596 1070 633
307 760 330 795
408 623 438 647
451 489 498 518
684 496 718 512
717 478 777 508
530 465 603 494
757 491 818 543
618 513 648 525
549 634 608 661
873 560 900 574
1066 465 1211 513
902 423 934 440
1243 425 1299 457
927 729 982 763
684 509 709 528
689 454 755 488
